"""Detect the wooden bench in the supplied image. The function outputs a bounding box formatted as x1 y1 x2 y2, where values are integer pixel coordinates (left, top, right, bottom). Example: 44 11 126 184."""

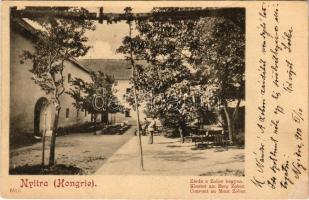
189 126 227 147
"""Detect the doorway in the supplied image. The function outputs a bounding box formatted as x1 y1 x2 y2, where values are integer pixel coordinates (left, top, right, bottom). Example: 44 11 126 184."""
34 97 54 137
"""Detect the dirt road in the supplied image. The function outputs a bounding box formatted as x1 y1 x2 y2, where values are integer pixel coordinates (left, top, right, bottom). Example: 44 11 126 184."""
10 126 135 174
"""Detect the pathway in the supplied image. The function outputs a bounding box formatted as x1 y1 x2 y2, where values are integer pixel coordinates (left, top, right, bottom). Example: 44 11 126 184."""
95 135 245 176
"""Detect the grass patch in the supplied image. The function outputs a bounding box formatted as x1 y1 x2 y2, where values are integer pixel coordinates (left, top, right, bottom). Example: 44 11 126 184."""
10 164 84 175
10 132 40 149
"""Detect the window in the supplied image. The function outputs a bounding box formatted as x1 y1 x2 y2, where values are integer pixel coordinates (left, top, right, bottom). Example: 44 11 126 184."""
68 73 71 83
66 108 69 118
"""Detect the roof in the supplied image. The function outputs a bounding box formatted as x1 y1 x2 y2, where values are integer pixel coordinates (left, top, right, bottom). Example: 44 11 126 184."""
11 17 90 74
77 59 133 80
68 58 89 73
11 17 39 41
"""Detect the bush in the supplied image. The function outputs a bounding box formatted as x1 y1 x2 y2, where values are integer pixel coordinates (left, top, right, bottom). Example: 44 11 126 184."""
58 122 131 135
233 130 245 146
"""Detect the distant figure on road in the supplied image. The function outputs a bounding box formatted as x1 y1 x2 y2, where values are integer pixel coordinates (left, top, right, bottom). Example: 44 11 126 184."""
135 123 143 136
148 118 156 144
142 118 149 136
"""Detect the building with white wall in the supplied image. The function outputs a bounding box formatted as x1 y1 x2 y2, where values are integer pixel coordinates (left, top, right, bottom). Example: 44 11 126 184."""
78 59 145 125
10 18 92 139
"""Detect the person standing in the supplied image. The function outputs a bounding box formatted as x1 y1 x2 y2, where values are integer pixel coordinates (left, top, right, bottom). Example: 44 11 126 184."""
148 118 156 144
142 118 149 136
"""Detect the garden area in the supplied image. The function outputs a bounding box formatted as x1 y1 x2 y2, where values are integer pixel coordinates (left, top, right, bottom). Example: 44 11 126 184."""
10 6 245 175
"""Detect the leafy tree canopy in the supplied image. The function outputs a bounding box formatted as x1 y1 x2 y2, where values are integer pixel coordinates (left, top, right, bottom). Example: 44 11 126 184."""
118 8 245 140
67 71 122 115
20 7 95 106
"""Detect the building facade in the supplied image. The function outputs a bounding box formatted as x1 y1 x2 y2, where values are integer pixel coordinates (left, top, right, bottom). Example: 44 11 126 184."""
78 59 146 125
10 18 92 138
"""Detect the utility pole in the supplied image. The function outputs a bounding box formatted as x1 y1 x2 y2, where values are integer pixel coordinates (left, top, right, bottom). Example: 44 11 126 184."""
128 19 144 171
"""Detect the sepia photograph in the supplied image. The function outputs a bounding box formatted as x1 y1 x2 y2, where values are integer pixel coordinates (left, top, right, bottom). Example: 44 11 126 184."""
9 6 245 176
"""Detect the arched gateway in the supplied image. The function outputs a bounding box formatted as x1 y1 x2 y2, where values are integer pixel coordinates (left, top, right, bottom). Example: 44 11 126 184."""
34 97 54 137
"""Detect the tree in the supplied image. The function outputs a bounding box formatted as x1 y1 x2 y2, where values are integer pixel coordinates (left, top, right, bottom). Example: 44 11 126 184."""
116 7 145 169
156 81 200 143
67 71 121 125
20 7 95 166
187 17 245 143
118 8 245 144
117 8 200 143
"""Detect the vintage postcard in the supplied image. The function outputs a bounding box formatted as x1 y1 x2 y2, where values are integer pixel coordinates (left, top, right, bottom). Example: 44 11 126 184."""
0 1 308 199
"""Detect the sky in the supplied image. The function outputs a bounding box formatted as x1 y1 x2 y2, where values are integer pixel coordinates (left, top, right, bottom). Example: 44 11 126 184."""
82 7 151 60
23 6 152 60
83 22 128 59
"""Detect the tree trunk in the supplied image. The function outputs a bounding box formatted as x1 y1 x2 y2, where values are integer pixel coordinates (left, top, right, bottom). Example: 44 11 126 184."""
49 106 60 166
232 98 241 136
101 111 108 124
223 103 233 144
179 127 184 143
148 132 153 144
94 113 97 135
128 20 144 170
233 99 241 119
41 113 47 166
134 88 144 169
